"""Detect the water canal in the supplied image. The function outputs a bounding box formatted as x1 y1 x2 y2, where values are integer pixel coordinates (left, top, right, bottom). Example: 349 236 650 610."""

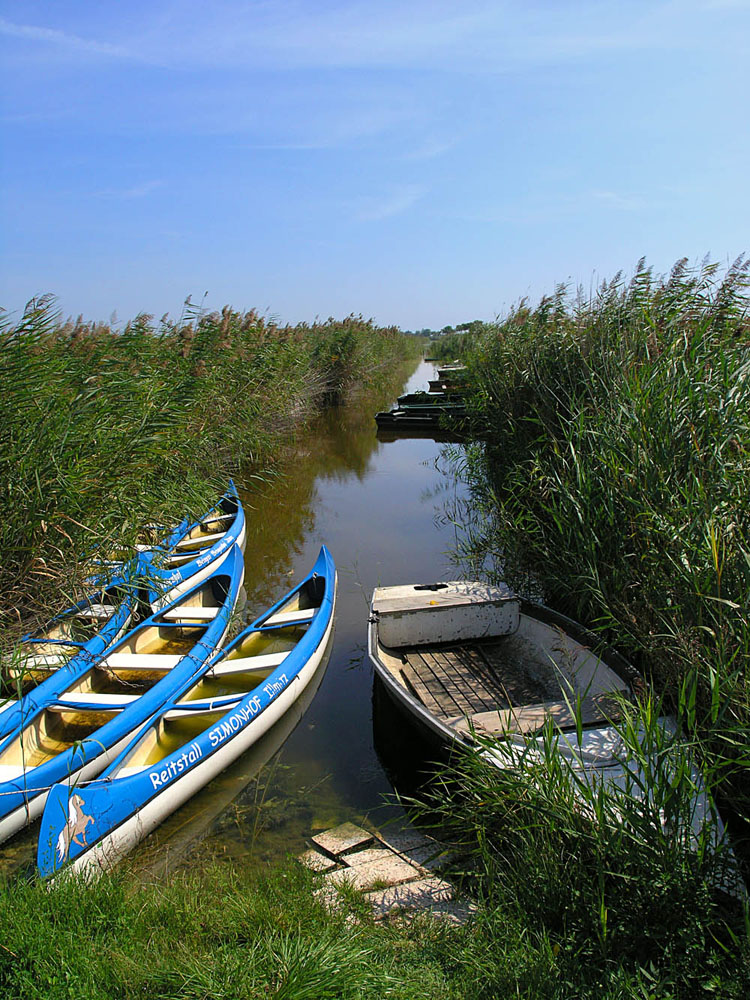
2 359 472 878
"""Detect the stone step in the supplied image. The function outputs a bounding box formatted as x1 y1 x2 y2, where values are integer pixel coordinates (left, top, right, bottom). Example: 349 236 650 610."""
300 821 474 925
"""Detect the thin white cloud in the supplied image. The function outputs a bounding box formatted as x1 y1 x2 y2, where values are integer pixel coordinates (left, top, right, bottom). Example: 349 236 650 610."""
3 1 748 76
95 181 165 200
355 185 425 222
0 16 133 59
94 0 750 72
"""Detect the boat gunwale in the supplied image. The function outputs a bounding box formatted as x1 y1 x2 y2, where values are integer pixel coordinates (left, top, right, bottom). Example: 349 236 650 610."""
0 546 245 821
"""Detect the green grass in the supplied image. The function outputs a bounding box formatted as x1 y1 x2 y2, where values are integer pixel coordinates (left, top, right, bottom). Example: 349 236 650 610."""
0 860 471 999
408 698 750 998
3 810 745 1000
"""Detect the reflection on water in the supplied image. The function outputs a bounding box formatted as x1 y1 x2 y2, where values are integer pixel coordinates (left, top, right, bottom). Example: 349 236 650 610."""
371 676 448 803
0 360 469 877
216 358 470 867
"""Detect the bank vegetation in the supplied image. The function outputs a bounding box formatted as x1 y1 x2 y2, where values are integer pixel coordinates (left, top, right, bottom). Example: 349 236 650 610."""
424 256 750 995
1 296 415 633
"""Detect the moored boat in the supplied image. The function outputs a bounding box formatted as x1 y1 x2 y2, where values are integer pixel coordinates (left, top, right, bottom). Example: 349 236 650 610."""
2 485 246 726
436 363 467 379
136 638 334 879
0 545 245 846
136 482 246 610
367 581 732 856
374 409 468 434
37 546 336 877
427 379 465 395
368 581 635 745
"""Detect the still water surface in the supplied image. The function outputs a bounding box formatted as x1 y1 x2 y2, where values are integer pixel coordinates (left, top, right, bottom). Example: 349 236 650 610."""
3 360 470 877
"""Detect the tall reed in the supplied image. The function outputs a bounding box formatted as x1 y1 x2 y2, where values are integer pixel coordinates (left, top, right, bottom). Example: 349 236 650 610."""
447 257 749 815
0 297 415 634
411 692 749 997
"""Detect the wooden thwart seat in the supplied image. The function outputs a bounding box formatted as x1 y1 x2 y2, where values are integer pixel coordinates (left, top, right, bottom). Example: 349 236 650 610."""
264 608 315 626
175 531 225 550
15 653 68 668
161 606 221 621
101 653 185 671
164 551 204 566
210 651 289 677
447 695 623 737
75 603 114 620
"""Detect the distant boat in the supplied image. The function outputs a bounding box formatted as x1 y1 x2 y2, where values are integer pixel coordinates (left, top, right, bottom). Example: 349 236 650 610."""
0 545 244 846
374 407 467 434
427 379 464 395
37 546 337 878
436 364 467 379
396 392 467 413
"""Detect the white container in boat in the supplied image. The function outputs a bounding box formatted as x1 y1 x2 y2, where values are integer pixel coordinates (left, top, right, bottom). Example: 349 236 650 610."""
372 581 519 648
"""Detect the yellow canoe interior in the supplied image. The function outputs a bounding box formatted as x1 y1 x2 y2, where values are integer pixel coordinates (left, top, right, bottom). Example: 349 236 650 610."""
9 600 119 686
123 711 227 768
116 625 308 772
0 621 210 770
0 582 314 776
0 706 119 768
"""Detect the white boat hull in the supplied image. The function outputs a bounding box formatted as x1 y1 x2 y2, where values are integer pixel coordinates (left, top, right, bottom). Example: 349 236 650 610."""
152 520 246 611
0 729 136 846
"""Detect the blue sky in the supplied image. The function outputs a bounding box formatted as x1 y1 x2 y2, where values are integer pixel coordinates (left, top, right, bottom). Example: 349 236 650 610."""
1 1 748 329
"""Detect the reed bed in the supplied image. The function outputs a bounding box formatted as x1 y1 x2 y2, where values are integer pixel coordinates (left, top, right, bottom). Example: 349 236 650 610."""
1 296 414 634
421 257 750 992
410 703 749 998
448 258 749 795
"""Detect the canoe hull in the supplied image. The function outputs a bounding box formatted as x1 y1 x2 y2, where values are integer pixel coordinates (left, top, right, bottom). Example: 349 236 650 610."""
148 519 246 611
145 486 246 610
0 547 244 846
0 728 137 845
58 600 335 877
37 547 337 878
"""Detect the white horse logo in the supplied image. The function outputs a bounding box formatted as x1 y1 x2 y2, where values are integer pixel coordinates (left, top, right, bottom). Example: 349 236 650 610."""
56 793 94 863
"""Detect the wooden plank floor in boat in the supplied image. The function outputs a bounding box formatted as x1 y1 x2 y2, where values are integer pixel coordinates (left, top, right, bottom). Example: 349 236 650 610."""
400 641 551 720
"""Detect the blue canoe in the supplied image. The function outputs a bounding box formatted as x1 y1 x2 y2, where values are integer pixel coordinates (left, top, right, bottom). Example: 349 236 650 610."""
138 482 246 610
85 482 246 610
0 573 136 744
37 546 336 878
1 485 246 738
0 545 245 846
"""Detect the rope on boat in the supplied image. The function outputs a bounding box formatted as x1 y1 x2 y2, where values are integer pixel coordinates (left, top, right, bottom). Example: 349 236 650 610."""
0 777 111 797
